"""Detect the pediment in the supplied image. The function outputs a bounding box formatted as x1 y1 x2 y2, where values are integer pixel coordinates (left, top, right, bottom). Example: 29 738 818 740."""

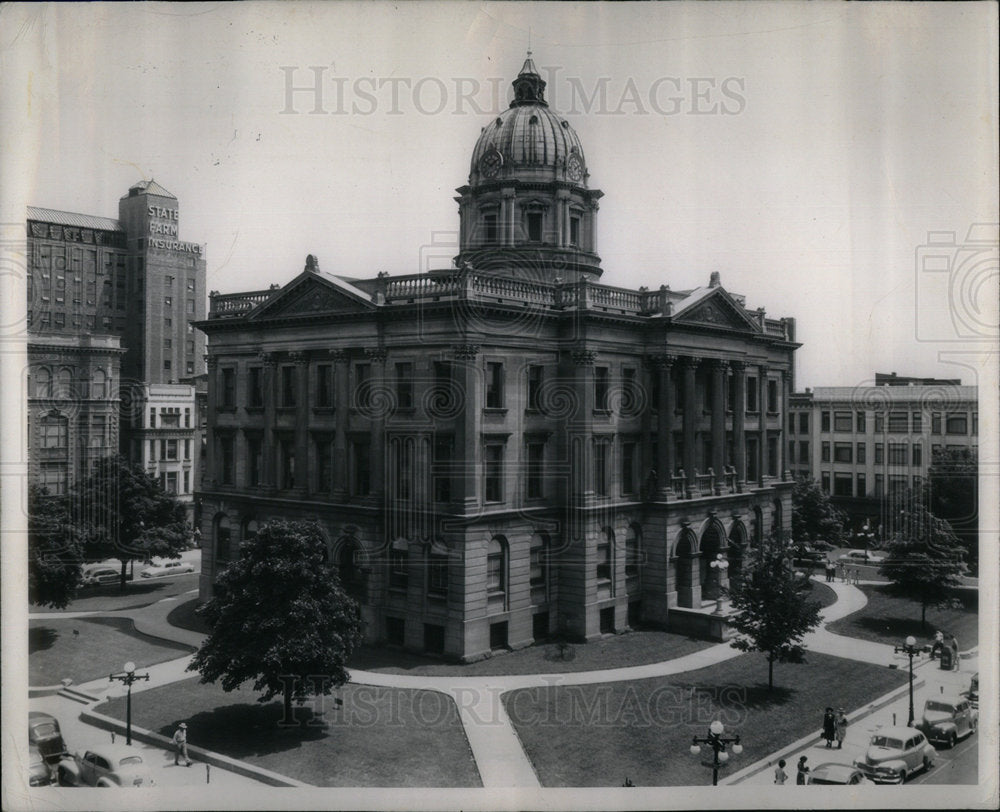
248 274 374 320
673 289 760 333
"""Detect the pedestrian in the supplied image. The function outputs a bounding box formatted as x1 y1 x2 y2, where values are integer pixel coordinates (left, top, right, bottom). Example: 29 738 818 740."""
852 567 860 585
172 722 192 767
825 559 833 582
835 708 848 749
774 758 788 785
822 706 836 748
796 755 810 785
839 561 846 583
930 630 944 660
950 634 960 672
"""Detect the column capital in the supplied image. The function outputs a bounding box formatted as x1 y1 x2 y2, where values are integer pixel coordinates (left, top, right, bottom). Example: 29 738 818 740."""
571 348 598 367
780 368 791 381
258 351 277 368
678 355 702 370
365 347 387 364
708 358 729 372
329 349 349 363
645 353 676 369
452 343 480 361
289 350 308 366
206 355 219 370
729 359 746 372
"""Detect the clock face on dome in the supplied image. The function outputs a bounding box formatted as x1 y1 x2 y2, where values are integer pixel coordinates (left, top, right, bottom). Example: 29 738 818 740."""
479 149 503 178
566 153 584 182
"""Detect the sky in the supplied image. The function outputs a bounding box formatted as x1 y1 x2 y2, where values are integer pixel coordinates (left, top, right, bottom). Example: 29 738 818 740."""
2 1 997 392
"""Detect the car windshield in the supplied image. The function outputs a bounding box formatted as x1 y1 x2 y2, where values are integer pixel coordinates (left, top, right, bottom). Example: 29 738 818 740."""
119 755 144 766
924 701 955 713
31 722 57 737
870 736 903 749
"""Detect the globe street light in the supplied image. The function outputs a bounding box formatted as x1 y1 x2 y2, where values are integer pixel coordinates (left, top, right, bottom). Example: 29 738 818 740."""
709 554 729 614
690 719 743 786
109 661 150 745
893 635 921 726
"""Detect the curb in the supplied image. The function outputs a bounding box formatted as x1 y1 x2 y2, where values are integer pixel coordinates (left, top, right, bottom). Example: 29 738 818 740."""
79 706 312 788
723 676 927 785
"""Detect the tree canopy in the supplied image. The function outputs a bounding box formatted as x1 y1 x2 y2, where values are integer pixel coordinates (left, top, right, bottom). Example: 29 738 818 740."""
75 455 189 590
188 520 364 723
879 495 967 629
791 477 848 544
28 484 83 608
726 540 823 689
924 446 978 572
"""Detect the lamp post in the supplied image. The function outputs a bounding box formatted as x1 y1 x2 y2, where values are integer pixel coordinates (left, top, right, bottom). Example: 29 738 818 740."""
109 661 149 745
690 720 743 786
709 554 729 614
894 635 920 726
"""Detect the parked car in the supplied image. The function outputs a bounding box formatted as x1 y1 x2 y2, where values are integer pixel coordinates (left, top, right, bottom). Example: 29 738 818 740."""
965 672 979 708
917 696 978 747
140 559 195 578
28 711 67 770
854 726 936 783
838 549 885 565
80 564 132 587
57 746 155 787
808 762 868 785
28 745 53 787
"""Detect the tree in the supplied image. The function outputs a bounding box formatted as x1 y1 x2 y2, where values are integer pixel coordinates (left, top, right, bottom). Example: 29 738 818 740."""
924 447 978 573
791 477 847 544
726 541 823 690
28 484 83 608
879 495 966 630
187 520 364 724
75 455 189 591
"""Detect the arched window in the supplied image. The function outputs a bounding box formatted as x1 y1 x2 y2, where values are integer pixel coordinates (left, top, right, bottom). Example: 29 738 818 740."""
91 369 106 399
529 532 549 592
597 528 614 582
625 524 642 582
243 519 259 543
34 368 51 399
487 536 507 595
55 368 73 399
427 539 449 599
216 515 232 564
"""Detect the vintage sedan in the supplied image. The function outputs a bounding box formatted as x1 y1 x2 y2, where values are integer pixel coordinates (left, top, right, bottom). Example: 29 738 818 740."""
838 549 886 565
57 746 155 787
28 711 67 768
854 726 936 784
808 762 868 785
917 696 978 747
140 559 195 578
28 745 53 787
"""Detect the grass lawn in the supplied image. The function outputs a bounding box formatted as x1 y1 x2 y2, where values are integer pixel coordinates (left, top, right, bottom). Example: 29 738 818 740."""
825 584 978 649
29 617 194 685
94 677 481 787
808 580 838 610
503 650 908 787
166 597 210 635
31 573 200 614
351 629 715 677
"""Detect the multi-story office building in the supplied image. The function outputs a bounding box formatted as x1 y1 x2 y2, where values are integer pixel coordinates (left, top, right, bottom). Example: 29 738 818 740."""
195 57 799 660
26 181 206 501
788 377 978 536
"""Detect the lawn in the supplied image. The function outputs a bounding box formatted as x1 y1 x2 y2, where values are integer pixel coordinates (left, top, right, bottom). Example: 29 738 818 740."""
351 629 716 677
30 572 200 614
29 617 194 685
94 677 481 787
503 650 908 787
808 579 838 610
825 584 978 649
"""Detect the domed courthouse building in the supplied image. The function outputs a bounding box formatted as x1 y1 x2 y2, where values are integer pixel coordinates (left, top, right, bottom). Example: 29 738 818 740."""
196 57 799 660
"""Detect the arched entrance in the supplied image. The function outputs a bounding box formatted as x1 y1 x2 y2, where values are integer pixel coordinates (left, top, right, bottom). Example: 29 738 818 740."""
673 529 698 608
728 521 748 586
700 522 725 600
335 537 368 603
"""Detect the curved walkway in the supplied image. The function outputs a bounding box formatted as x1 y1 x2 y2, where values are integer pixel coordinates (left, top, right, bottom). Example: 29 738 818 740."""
30 577 972 788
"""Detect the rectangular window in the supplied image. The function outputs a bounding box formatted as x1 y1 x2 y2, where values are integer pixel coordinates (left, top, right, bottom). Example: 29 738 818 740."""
798 440 809 465
530 540 547 587
527 441 545 499
160 412 181 428
767 436 778 477
186 299 195 314
220 435 234 485
164 296 172 308
788 413 796 434
186 278 195 292
833 473 853 497
164 317 172 328
527 211 542 242
484 214 498 244
569 215 581 245
281 437 295 489
165 439 178 460
875 443 884 464
833 442 852 463
164 338 172 350
834 411 852 432
247 436 262 486
248 367 264 407
164 359 172 371
354 363 370 408
767 379 778 413
912 412 923 433
932 412 942 434
487 550 505 593
352 438 371 496
596 540 611 581
856 411 866 432
163 471 178 494
281 366 296 407
857 442 866 464
527 365 543 412
857 472 866 497
821 411 830 432
316 438 333 493
821 441 831 462
621 440 637 495
315 364 333 408
875 413 884 433
946 413 968 434
221 368 236 409
186 361 194 374
799 412 809 434
595 367 610 412
746 437 759 482
395 362 413 409
594 440 609 495
486 362 504 409
433 435 453 503
889 443 907 465
821 472 830 493
484 443 504 502
912 444 922 466
183 470 190 494
888 412 908 433
874 474 884 496
746 376 758 412
622 368 637 416
428 554 448 598
389 549 408 591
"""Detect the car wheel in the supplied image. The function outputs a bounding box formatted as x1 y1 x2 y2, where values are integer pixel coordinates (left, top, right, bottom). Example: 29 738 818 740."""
924 755 933 772
57 767 72 786
970 719 977 734
949 732 957 748
897 770 907 784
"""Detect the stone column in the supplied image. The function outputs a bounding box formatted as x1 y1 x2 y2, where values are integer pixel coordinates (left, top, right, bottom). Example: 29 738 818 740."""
758 364 768 485
680 357 699 497
453 344 480 512
731 361 746 490
204 356 217 486
654 355 675 500
781 369 791 481
571 348 597 505
366 347 387 502
260 352 277 489
502 188 516 245
711 360 727 493
291 351 310 494
331 350 349 501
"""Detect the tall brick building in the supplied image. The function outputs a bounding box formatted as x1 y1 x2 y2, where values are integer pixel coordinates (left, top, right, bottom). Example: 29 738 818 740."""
196 57 799 660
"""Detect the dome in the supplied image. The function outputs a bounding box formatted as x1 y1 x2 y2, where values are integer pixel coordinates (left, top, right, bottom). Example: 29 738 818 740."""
469 55 588 186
